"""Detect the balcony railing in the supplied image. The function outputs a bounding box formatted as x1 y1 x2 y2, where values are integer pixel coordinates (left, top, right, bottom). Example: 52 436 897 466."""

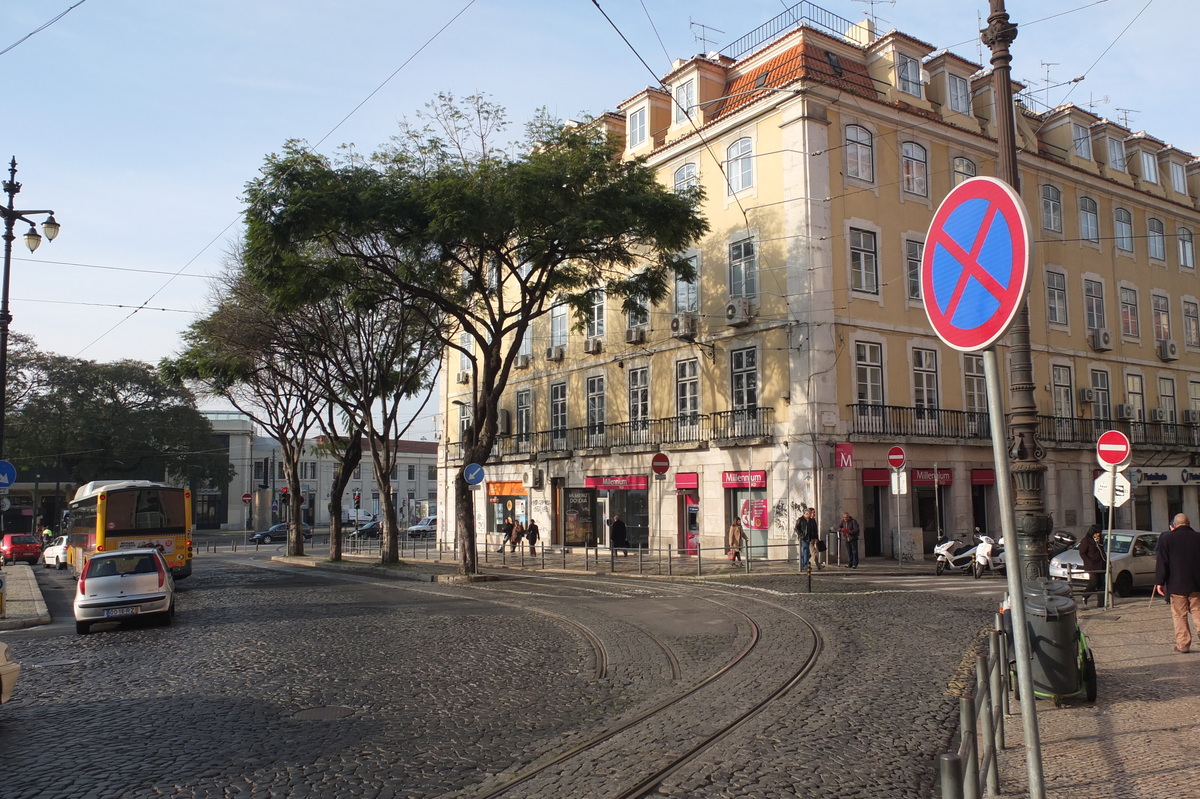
1038 415 1200 448
848 404 991 440
710 407 775 440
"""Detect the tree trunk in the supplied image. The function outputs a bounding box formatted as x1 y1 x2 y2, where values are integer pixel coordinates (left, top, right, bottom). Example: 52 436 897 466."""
455 472 476 574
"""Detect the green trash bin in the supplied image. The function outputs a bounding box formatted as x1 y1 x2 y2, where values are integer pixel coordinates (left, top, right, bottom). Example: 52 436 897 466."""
1025 593 1079 697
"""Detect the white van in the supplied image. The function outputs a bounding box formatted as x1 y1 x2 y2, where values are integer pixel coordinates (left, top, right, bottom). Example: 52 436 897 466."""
342 509 374 526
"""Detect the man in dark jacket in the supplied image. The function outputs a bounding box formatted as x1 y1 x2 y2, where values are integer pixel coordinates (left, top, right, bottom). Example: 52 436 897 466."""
796 507 819 570
1154 513 1200 653
1078 524 1106 607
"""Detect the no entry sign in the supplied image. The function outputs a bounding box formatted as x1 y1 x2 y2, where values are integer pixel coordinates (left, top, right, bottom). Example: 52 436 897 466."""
887 446 906 470
1096 430 1132 470
651 453 670 475
921 177 1031 352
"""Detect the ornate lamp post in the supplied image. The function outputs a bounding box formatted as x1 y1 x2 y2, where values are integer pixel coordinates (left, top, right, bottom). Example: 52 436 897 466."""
0 158 61 460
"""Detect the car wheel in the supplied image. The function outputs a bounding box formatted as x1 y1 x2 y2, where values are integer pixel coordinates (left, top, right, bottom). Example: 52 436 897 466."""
57 557 66 570
262 535 273 544
1114 571 1134 597
76 620 91 635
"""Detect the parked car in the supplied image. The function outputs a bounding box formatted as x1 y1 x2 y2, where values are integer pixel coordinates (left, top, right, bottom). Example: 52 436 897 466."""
348 521 381 539
406 515 437 539
249 523 312 544
0 534 42 565
0 642 19 704
42 535 69 570
1049 529 1160 597
73 548 176 635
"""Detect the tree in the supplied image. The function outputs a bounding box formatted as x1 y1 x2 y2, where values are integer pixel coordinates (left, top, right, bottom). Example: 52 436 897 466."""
242 95 707 573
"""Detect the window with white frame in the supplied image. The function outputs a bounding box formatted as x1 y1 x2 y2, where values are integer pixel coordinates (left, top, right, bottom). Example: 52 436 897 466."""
629 367 649 430
1042 185 1062 232
913 348 939 416
1152 294 1170 342
952 157 976 186
1079 197 1100 242
965 354 987 414
676 358 699 424
729 238 757 299
856 342 884 406
1185 301 1200 348
674 79 694 123
459 332 471 372
1127 373 1146 422
949 74 971 114
586 291 605 338
1108 137 1126 171
1114 208 1134 251
1148 218 1166 261
1046 270 1068 324
1084 279 1105 331
1141 151 1158 184
1159 377 1177 423
901 142 928 196
726 137 753 193
675 255 698 312
457 403 472 442
628 107 646 148
586 375 605 435
1072 123 1092 159
515 389 531 446
1091 370 1111 419
850 228 878 294
673 163 697 193
550 382 567 443
1191 380 1200 413
897 53 922 96
627 299 649 329
731 347 758 412
1171 162 1188 194
1052 365 1074 419
517 327 532 358
1180 228 1195 268
1120 287 1140 337
846 125 873 182
550 304 567 348
905 240 923 300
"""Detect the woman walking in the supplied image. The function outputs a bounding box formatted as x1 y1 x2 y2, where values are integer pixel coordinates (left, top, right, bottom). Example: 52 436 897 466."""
727 517 748 562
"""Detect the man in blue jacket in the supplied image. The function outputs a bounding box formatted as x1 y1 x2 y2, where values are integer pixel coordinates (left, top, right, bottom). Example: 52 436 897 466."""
1155 513 1200 653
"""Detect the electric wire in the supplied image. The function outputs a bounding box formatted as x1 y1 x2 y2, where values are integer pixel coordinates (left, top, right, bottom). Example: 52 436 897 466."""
0 0 90 58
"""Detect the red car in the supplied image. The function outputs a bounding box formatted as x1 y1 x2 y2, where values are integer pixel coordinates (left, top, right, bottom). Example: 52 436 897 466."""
0 534 43 565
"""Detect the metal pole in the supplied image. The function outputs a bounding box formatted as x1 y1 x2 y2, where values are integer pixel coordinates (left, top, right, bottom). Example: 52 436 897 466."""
1104 464 1117 609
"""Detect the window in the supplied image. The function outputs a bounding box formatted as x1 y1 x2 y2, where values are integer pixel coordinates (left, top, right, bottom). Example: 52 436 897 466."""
1084 279 1105 331
855 342 884 405
628 107 646 148
515 389 531 448
676 358 699 424
1148 218 1166 261
729 238 757 299
1114 208 1133 252
1120 287 1139 337
948 74 971 114
1052 365 1074 420
459 332 471 372
550 382 567 445
731 347 758 412
1171 162 1188 195
586 290 605 338
952 157 976 186
586 376 605 436
1079 197 1099 242
1180 228 1195 268
517 327 532 358
1191 381 1200 415
1126 373 1146 422
846 125 873 182
964 354 987 414
407 464 416 481
1159 377 1177 424
1072 123 1092 159
726 137 753 193
913 348 938 417
674 79 694 123
1041 185 1062 232
1046 271 1068 324
550 304 567 348
428 465 436 481
901 142 928 196
1152 295 1170 342
905 240 923 300
627 299 649 329
628 368 649 431
673 163 697 193
1139 151 1159 184
1107 137 1126 172
457 404 472 442
850 228 878 294
897 53 922 96
675 255 698 312
1091 370 1111 419
1185 301 1200 348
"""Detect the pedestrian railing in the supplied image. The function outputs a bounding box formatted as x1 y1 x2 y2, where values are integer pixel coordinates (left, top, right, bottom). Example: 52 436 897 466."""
940 625 1008 799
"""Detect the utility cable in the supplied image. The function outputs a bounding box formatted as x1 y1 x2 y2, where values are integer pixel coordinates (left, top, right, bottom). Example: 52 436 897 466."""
0 0 90 58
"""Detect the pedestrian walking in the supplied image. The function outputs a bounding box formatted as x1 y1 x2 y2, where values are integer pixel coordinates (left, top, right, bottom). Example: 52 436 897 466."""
727 517 747 562
511 518 525 553
526 519 539 556
610 514 628 557
840 511 861 568
795 507 820 570
1154 512 1200 653
499 517 514 553
1078 524 1106 607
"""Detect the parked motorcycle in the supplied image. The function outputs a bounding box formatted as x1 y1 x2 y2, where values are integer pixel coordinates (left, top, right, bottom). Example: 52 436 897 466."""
973 534 1005 578
935 529 980 575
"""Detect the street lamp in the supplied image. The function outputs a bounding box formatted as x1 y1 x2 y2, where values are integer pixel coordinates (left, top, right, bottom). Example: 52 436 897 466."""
0 157 60 460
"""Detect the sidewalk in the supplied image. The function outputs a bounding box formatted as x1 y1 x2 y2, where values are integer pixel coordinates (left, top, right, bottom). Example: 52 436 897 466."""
0 563 51 631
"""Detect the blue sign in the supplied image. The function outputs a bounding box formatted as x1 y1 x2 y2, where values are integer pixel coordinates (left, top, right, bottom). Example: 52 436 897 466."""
464 463 485 486
0 460 16 487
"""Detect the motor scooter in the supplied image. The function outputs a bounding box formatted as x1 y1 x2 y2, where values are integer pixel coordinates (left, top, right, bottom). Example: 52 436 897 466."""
973 534 1005 578
1048 530 1077 558
934 529 980 575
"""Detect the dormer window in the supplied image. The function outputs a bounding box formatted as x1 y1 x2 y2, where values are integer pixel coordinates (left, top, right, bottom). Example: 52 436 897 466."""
897 54 922 96
1072 124 1092 159
1107 137 1126 172
674 80 694 124
628 107 647 148
948 74 970 114
1171 162 1188 194
1140 151 1159 184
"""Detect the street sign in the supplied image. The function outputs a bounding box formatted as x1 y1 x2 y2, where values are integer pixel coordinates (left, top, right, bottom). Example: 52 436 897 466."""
241 493 252 505
1094 471 1132 508
463 463 485 486
890 469 909 496
651 453 670 475
887 446 906 470
0 460 16 488
921 177 1031 352
1096 430 1132 470
0 498 10 512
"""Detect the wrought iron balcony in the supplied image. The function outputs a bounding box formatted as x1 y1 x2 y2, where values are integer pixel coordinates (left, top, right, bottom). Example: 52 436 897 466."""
1038 415 1200 448
848 403 991 440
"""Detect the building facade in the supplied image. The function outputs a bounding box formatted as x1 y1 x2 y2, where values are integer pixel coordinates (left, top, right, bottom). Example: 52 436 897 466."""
438 6 1200 558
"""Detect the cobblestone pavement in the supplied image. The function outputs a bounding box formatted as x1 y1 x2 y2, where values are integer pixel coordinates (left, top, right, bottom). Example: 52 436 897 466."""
1 552 995 798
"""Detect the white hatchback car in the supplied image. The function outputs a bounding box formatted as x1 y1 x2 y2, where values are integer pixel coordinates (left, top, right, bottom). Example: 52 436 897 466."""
42 535 68 570
1049 529 1160 597
73 548 176 635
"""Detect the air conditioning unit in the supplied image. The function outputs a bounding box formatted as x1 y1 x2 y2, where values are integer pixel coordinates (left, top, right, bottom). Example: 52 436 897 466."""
1089 328 1114 352
583 337 603 354
1077 387 1096 404
725 298 752 327
545 345 564 362
497 408 511 435
1159 339 1180 361
670 312 697 339
1115 403 1135 419
625 327 646 345
1150 408 1168 422
522 469 544 489
455 370 470 384
515 354 532 369
1183 410 1200 425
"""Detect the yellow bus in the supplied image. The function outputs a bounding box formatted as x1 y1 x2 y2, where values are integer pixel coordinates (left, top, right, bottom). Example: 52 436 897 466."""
66 480 193 579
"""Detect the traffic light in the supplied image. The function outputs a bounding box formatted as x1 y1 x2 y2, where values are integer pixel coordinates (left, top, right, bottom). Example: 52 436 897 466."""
353 489 361 509
280 486 289 504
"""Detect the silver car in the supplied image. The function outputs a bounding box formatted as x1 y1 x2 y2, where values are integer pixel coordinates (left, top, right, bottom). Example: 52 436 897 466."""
1049 529 1160 597
73 548 176 635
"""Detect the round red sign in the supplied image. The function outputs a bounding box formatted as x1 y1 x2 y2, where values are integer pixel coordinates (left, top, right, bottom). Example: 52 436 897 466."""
1096 430 1132 469
241 493 252 505
887 446 906 470
651 453 670 475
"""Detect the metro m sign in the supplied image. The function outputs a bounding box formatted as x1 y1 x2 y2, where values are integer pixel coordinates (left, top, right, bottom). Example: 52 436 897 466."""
834 443 853 468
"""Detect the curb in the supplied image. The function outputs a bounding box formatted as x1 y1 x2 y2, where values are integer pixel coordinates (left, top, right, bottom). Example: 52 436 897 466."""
0 564 52 630
270 555 500 583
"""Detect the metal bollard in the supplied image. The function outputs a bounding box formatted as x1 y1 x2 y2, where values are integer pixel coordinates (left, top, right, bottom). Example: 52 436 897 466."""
961 695 979 799
940 753 964 799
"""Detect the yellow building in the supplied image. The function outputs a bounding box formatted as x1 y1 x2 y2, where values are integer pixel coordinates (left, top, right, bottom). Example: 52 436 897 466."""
440 7 1200 559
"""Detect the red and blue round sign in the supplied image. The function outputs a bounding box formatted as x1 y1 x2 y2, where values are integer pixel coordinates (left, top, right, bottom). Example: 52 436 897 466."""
921 177 1031 352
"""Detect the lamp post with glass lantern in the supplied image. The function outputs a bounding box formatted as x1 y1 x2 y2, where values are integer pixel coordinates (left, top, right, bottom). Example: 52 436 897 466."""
0 157 60 460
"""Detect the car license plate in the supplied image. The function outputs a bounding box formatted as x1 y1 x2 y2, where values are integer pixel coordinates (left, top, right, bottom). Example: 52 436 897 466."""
104 607 138 618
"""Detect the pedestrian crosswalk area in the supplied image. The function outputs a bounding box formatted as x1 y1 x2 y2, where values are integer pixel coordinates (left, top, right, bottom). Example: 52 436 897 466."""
848 573 1010 599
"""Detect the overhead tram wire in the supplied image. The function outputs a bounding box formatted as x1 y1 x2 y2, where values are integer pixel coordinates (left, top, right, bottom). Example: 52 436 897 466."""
72 0 479 359
0 0 90 58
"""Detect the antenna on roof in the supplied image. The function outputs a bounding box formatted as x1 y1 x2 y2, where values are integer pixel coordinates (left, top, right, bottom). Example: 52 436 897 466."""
1040 62 1059 111
689 18 724 53
1114 107 1139 128
1085 94 1109 111
853 0 895 29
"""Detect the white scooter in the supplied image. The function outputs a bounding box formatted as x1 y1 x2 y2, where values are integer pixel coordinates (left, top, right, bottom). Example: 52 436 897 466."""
973 535 1005 578
935 530 980 575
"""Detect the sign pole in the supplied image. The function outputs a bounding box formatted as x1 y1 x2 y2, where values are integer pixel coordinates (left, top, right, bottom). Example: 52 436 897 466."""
1104 463 1117 610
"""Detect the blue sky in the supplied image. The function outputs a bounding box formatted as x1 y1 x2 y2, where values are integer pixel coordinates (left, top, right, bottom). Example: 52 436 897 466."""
0 0 1190 435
